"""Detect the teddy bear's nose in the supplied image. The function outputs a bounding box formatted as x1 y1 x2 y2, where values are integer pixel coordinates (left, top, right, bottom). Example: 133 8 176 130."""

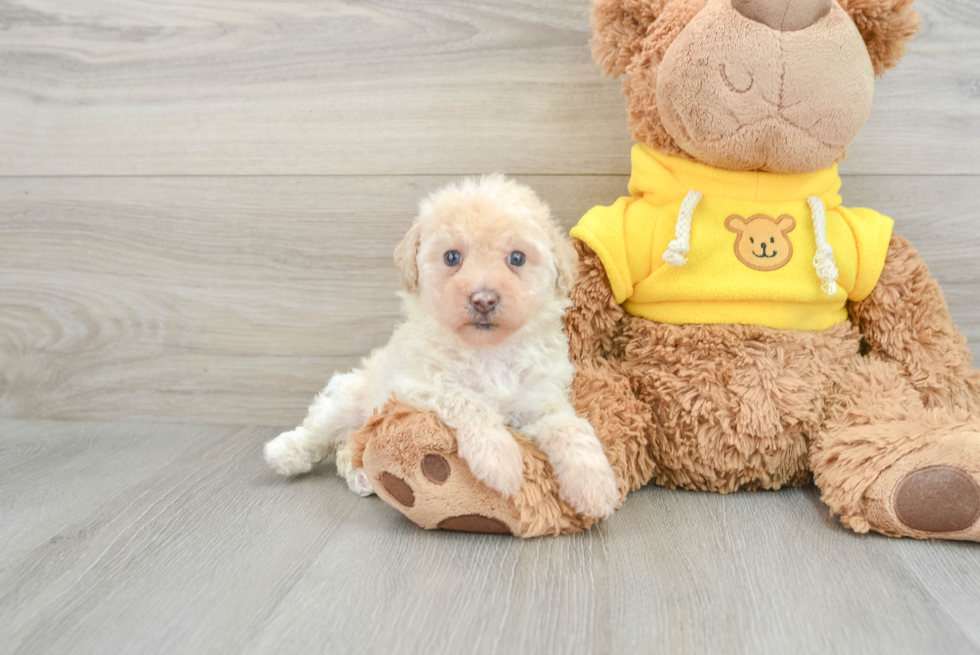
732 0 831 31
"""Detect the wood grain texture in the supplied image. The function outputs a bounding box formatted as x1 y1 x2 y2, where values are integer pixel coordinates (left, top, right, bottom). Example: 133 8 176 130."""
0 0 978 176
2 174 978 426
2 419 979 655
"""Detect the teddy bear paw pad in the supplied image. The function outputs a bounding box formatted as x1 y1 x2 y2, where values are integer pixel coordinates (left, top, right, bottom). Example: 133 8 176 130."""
437 515 512 534
893 465 980 533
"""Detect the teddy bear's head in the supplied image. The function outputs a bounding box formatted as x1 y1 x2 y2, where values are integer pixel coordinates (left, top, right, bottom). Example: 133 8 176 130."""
592 0 920 173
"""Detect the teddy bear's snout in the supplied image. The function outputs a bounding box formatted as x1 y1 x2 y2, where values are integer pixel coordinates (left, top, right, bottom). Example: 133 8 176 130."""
655 0 874 173
731 0 831 32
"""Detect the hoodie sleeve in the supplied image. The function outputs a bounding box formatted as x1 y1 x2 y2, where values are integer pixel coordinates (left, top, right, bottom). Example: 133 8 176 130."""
838 206 894 302
569 196 635 304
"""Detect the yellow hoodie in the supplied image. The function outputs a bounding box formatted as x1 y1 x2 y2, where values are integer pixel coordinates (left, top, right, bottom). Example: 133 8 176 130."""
570 145 894 331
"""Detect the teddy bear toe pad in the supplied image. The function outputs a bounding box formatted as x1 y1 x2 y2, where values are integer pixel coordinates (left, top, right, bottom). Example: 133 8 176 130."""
379 472 415 508
422 454 451 485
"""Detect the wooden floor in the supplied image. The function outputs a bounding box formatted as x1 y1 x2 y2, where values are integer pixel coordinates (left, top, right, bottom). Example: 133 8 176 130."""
1 1 979 653
2 419 980 655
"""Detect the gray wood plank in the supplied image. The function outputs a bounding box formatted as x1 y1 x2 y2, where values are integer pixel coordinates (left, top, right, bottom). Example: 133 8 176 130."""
0 420 371 655
2 174 978 427
1 419 979 655
0 0 977 176
606 486 980 655
0 419 237 563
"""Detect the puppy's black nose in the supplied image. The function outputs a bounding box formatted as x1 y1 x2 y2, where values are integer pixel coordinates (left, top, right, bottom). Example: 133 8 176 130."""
470 289 500 314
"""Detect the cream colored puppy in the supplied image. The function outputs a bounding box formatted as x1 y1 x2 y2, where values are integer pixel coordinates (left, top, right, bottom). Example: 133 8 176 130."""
263 175 620 519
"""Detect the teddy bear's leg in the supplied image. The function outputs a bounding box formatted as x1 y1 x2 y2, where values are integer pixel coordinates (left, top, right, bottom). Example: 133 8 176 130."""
349 360 653 537
813 357 980 541
811 233 980 541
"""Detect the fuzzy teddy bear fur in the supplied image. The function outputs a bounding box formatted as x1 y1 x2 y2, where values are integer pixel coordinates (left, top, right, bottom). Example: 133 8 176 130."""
354 0 980 541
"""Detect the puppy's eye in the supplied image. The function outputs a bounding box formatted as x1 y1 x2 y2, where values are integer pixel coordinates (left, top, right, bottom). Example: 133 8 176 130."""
749 237 754 244
770 237 775 243
508 251 526 267
444 250 462 267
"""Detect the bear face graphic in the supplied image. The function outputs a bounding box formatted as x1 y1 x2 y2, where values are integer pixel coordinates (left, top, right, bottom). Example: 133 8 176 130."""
724 214 796 272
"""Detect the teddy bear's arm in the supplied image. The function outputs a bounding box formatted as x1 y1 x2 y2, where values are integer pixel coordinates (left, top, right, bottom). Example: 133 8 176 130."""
563 240 626 366
849 233 980 414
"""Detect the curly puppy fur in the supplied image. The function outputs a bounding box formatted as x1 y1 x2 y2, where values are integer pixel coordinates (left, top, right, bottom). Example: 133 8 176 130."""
266 175 620 519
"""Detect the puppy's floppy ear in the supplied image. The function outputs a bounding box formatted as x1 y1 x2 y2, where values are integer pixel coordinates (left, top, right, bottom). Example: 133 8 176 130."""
840 0 920 76
545 220 579 295
393 221 422 293
554 234 579 295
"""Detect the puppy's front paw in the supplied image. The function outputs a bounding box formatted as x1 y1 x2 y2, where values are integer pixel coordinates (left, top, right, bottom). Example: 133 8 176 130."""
540 418 620 519
554 455 620 519
335 446 375 497
458 426 524 498
264 428 313 476
346 468 375 497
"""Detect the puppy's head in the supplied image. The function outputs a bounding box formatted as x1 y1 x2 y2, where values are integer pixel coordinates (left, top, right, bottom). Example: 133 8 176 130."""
394 175 576 349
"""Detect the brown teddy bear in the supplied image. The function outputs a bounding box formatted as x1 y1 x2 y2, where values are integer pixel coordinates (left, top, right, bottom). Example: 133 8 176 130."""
351 0 980 541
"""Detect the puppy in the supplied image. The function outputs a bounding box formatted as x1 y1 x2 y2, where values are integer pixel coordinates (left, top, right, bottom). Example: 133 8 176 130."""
263 175 620 519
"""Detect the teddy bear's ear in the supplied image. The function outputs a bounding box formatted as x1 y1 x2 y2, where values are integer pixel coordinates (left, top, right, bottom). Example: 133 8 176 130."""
725 215 747 233
393 221 422 293
591 0 666 78
840 0 921 76
592 0 707 78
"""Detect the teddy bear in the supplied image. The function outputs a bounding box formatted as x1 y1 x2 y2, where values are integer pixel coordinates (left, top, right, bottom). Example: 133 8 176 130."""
350 0 980 541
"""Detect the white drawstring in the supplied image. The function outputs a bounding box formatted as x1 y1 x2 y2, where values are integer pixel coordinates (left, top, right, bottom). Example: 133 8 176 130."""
663 192 839 297
807 195 839 296
662 190 703 267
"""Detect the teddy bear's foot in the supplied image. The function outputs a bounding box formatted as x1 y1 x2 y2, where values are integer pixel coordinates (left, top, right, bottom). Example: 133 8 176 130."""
351 401 523 535
349 400 602 538
862 427 980 541
366 448 519 534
